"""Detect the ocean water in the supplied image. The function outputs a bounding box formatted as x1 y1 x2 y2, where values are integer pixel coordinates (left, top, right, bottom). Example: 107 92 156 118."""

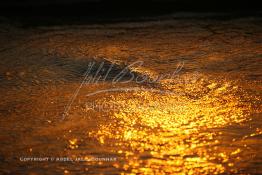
0 15 261 174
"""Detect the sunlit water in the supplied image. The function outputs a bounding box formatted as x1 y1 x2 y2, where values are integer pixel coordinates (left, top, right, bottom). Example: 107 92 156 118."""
0 15 261 174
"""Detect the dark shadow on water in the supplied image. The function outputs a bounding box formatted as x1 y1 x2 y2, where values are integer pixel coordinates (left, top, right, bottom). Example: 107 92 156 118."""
39 57 152 84
0 1 261 27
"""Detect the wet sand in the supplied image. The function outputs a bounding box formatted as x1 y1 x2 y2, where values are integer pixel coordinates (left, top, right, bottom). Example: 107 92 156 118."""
0 15 261 174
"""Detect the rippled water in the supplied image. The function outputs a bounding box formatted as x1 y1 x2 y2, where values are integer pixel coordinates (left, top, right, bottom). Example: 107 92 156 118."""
0 15 261 174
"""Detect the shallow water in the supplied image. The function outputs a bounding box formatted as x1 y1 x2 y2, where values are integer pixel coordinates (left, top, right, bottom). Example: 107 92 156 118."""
0 16 261 174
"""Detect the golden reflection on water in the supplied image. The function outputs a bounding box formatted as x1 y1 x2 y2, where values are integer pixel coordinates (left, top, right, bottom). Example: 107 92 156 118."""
1 18 261 175
87 77 251 174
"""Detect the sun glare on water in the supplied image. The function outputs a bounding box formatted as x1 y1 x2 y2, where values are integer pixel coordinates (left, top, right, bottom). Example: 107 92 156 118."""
87 76 252 174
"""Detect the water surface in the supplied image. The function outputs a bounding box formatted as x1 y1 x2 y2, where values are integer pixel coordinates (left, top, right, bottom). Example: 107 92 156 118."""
0 15 261 174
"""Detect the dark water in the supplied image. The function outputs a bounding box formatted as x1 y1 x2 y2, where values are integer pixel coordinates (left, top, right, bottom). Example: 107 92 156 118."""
0 15 261 174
